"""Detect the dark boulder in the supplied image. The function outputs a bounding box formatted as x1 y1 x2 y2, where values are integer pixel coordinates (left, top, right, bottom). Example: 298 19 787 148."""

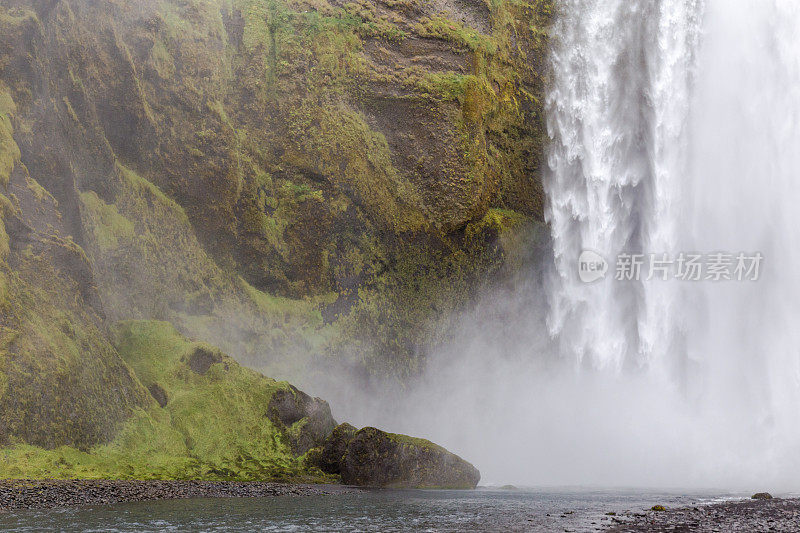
752 492 773 500
313 425 480 489
312 422 358 475
267 386 337 455
186 345 223 375
147 383 168 408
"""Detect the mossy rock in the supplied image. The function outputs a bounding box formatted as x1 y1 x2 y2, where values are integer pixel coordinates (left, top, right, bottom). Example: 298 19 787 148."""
267 384 338 455
312 424 480 489
0 320 338 482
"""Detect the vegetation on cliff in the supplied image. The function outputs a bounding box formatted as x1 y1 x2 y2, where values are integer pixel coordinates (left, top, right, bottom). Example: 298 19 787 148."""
0 321 481 487
1 0 552 378
0 0 553 472
0 321 335 482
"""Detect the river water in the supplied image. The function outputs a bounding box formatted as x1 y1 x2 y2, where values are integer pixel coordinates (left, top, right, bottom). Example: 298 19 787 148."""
0 488 741 532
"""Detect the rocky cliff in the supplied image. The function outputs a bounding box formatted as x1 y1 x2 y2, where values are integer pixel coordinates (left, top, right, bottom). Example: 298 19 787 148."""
0 0 551 476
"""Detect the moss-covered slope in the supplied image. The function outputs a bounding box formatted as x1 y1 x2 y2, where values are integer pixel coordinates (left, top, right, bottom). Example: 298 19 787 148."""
0 321 335 481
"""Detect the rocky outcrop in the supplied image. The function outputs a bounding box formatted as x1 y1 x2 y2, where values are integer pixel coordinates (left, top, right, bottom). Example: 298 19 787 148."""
312 424 480 489
267 385 338 455
185 345 224 376
0 109 150 449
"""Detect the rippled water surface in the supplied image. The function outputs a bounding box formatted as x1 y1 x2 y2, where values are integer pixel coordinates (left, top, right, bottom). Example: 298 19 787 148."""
0 488 738 532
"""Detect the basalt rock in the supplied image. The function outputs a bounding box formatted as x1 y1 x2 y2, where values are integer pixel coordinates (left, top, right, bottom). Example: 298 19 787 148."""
147 383 169 408
267 385 338 456
185 345 224 376
311 422 358 475
313 424 480 489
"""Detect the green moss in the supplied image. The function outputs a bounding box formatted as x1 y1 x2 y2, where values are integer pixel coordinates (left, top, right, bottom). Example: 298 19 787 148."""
0 86 15 116
285 101 426 232
0 193 13 215
385 431 445 454
418 16 498 54
416 73 472 101
469 207 527 235
149 38 176 80
242 277 319 319
0 219 8 261
340 0 407 41
0 256 150 450
112 320 191 388
24 176 54 203
0 320 336 482
0 110 20 189
79 191 137 250
77 161 235 323
112 320 333 481
0 411 193 480
117 164 190 225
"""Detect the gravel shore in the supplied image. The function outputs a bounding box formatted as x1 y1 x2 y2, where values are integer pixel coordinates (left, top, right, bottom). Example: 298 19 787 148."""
605 497 800 532
0 480 360 512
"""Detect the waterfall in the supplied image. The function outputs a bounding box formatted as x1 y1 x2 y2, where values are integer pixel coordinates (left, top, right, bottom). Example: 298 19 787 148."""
545 0 705 371
545 0 800 486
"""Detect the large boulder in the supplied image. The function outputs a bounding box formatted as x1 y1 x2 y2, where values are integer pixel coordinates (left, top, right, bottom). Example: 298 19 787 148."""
313 424 480 489
267 385 338 456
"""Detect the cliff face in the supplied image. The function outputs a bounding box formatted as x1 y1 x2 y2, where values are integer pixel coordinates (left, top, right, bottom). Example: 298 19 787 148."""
0 0 551 453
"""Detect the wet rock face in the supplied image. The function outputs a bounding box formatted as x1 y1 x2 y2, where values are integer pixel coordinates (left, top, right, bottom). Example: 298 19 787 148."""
314 424 480 489
0 0 554 453
267 386 338 455
0 0 555 393
313 422 358 475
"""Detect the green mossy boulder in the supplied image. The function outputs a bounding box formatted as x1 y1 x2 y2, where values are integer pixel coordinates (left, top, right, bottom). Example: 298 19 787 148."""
267 384 338 456
312 424 480 489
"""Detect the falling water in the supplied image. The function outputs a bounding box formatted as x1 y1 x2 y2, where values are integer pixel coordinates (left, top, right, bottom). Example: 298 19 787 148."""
545 0 800 487
545 0 705 371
